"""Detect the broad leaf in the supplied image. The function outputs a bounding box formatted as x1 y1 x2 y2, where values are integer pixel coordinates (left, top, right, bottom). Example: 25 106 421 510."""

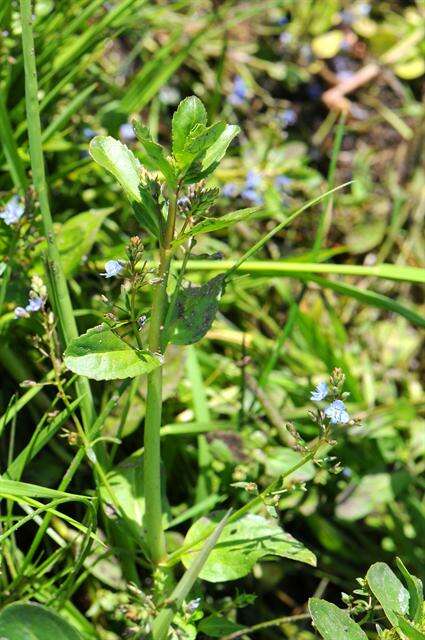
64 324 162 380
172 96 207 168
168 275 225 345
396 558 424 624
366 562 409 626
182 512 316 582
174 206 259 247
395 614 425 640
201 124 240 173
0 603 81 640
133 120 176 187
184 120 226 157
309 599 368 640
90 136 141 202
183 123 240 184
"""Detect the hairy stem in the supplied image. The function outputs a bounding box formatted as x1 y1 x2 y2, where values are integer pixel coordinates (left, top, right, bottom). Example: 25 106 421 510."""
19 0 95 429
144 192 178 565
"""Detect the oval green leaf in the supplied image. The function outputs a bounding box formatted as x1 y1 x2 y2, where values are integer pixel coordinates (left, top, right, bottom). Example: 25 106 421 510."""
89 136 141 203
0 603 82 640
309 598 368 640
366 562 410 626
182 512 316 583
172 96 207 168
64 324 162 380
167 275 225 345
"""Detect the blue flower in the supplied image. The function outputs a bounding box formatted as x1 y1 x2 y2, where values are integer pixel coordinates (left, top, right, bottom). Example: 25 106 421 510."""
229 76 248 106
274 175 292 191
279 31 293 46
310 382 328 402
0 196 25 226
26 296 44 312
119 123 136 142
241 188 263 205
325 400 350 424
279 108 297 127
101 260 124 278
83 127 97 139
222 182 238 198
14 306 29 319
186 597 201 614
245 170 261 189
242 170 263 205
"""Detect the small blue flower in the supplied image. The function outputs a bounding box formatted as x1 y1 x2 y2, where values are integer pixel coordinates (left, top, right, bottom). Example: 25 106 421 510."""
325 400 350 424
310 382 329 402
26 296 44 313
83 127 97 140
274 175 292 191
241 188 263 205
186 597 201 614
245 170 261 189
222 182 238 198
229 76 248 106
0 196 25 226
279 108 297 127
14 306 29 319
119 123 136 142
101 260 124 278
279 31 292 46
242 170 263 205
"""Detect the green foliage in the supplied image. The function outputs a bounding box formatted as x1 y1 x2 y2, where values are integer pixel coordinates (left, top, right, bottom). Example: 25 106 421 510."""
366 562 410 626
0 603 82 639
309 599 368 640
1 1 424 638
167 274 225 345
182 511 316 582
64 324 162 380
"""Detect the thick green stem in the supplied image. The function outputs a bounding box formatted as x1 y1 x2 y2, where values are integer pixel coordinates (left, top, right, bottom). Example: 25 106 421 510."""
19 0 94 428
144 193 177 565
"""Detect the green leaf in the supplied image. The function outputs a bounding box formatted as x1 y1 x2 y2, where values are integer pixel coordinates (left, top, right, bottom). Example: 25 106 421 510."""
309 599 368 640
133 182 162 238
182 511 316 582
64 324 162 380
0 603 82 640
0 477 91 503
89 135 141 202
395 614 425 640
57 208 112 276
133 120 177 187
335 472 410 521
168 274 225 345
200 124 240 173
198 615 245 637
396 558 424 624
185 120 226 157
174 207 259 247
172 96 207 168
366 562 410 626
183 123 240 184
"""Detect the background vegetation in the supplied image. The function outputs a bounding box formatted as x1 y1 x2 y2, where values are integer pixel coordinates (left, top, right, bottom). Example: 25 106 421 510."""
0 0 424 638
